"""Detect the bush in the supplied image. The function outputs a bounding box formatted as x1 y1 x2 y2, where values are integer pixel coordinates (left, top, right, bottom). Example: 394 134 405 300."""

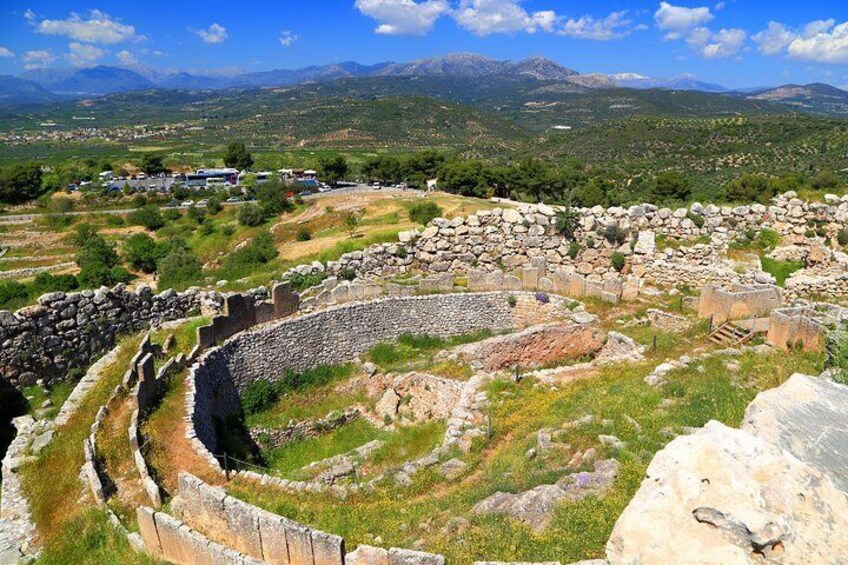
555 206 579 239
604 224 628 245
241 379 277 416
296 227 312 242
826 330 848 385
158 246 203 290
123 233 164 273
76 235 125 288
31 273 78 294
724 174 775 204
535 292 550 304
220 232 278 279
838 230 848 246
129 204 164 231
758 229 781 249
506 294 517 308
408 201 443 225
206 196 223 214
222 225 235 237
285 271 327 291
199 222 215 236
396 246 407 258
186 205 205 225
686 211 705 228
651 171 691 204
238 203 265 227
276 364 353 394
0 281 30 307
611 251 626 272
163 208 181 222
567 241 580 259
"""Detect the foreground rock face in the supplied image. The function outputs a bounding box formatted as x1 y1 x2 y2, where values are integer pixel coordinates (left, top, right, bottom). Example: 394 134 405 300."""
607 420 848 564
452 322 606 372
742 373 848 495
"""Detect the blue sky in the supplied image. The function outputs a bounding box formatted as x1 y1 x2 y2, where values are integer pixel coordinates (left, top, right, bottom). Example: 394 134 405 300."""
1 1 847 88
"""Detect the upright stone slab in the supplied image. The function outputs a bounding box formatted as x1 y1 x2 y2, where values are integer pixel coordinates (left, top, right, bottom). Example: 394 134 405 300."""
137 506 162 558
285 523 314 565
486 270 505 290
255 301 276 325
223 496 263 558
503 274 522 291
224 293 257 332
567 273 586 297
468 269 488 292
256 513 291 565
137 352 155 385
311 529 344 565
522 267 539 290
178 473 229 547
331 284 350 303
153 512 191 564
197 324 216 349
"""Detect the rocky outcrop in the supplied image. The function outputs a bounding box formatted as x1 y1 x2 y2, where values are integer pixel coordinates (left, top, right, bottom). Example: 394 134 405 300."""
473 459 620 531
451 321 606 372
607 419 848 564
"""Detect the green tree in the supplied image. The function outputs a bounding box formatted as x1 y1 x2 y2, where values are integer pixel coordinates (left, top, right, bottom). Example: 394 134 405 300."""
408 201 443 225
123 233 164 273
255 178 293 216
0 163 46 204
206 195 223 214
318 155 349 186
158 246 203 290
343 211 360 238
223 142 254 171
650 171 692 204
140 154 168 176
129 204 165 231
238 203 266 226
76 234 130 288
724 174 775 204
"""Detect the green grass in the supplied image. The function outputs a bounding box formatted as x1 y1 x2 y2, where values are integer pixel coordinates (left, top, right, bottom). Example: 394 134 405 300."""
263 419 383 477
760 257 805 286
228 340 824 564
366 330 497 372
19 335 146 564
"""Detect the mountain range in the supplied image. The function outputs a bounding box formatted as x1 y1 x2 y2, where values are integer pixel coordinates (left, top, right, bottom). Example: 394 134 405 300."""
2 52 847 117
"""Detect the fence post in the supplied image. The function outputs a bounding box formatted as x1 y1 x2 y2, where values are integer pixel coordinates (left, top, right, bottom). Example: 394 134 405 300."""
708 315 713 333
653 334 657 351
223 453 230 481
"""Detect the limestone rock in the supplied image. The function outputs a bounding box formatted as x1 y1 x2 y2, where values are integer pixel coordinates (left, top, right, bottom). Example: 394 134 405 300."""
741 373 848 494
607 421 848 564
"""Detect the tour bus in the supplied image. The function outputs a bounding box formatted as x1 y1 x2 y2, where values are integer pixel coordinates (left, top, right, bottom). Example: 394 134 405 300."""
185 168 239 188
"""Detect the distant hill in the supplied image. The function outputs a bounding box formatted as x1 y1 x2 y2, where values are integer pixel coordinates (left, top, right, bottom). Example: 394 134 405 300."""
47 66 158 96
0 76 59 104
744 83 848 115
611 74 728 92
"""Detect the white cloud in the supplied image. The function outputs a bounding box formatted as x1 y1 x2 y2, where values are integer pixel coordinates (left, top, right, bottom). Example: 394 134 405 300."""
752 22 795 55
453 0 551 35
559 11 632 41
654 2 713 40
279 30 298 47
0 47 14 58
754 19 848 64
788 21 848 64
67 42 106 67
355 0 448 35
116 50 138 65
195 23 228 44
688 27 745 58
23 50 54 70
33 9 144 44
356 0 632 40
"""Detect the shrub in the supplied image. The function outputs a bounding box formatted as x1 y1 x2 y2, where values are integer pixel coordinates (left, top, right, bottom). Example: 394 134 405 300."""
838 230 848 246
567 241 580 259
535 292 550 304
611 251 626 272
0 280 30 307
238 203 265 227
507 294 517 308
186 205 205 225
555 206 579 239
241 379 277 416
129 204 165 231
123 233 164 273
206 196 223 214
604 224 628 245
199 222 215 236
396 246 407 258
276 364 353 394
222 225 236 236
340 268 356 281
163 208 181 222
222 232 278 276
76 235 126 288
158 246 203 290
285 271 327 291
686 211 705 228
758 229 781 249
296 227 312 242
342 212 360 237
32 273 78 295
408 201 443 225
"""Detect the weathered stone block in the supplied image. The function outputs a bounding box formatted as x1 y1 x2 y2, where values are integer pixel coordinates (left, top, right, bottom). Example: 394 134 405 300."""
388 547 446 565
311 529 344 565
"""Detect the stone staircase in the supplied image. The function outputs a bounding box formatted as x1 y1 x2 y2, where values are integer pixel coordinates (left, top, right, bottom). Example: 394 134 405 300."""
708 322 752 346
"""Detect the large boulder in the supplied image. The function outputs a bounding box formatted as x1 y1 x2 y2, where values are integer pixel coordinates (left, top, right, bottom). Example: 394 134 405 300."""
741 373 848 495
607 421 848 564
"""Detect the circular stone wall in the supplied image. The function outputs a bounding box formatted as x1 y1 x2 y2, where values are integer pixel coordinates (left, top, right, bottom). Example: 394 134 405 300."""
187 291 572 459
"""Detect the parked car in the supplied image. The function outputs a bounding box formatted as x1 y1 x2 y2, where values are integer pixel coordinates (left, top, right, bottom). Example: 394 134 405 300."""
226 196 242 203
298 190 313 197
197 199 209 206
166 200 180 208
181 200 194 207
